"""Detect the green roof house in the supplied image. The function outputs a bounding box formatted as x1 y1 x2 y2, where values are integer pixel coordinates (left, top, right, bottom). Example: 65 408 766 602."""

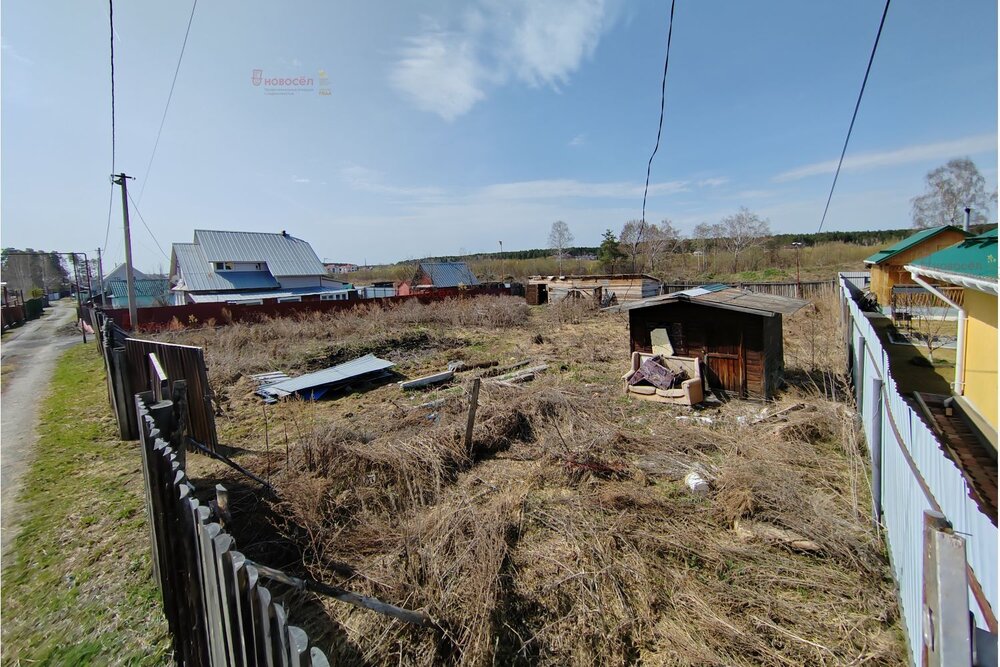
863 225 970 306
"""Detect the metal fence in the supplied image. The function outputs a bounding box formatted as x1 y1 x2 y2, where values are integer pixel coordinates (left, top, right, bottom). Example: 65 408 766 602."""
661 279 836 300
137 387 330 666
840 273 997 663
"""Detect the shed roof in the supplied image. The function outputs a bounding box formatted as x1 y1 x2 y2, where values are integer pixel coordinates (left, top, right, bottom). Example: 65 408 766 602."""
171 243 280 292
419 262 479 287
257 354 395 400
863 225 968 265
609 286 808 317
193 229 326 276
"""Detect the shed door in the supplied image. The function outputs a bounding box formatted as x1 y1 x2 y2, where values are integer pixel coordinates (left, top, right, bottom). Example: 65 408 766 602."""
704 327 745 397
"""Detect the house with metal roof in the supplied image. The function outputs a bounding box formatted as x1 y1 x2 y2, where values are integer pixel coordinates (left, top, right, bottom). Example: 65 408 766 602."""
104 263 150 283
906 228 998 444
863 225 970 307
611 284 808 399
107 278 171 308
168 230 352 305
397 261 479 295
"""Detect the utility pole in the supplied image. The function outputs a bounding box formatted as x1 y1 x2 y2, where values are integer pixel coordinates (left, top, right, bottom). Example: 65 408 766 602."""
96 248 107 308
113 173 138 330
499 240 504 286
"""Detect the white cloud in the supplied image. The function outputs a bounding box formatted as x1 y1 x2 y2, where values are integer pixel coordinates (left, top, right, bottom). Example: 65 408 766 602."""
479 178 689 200
569 133 586 147
340 164 445 198
773 133 999 182
390 0 612 120
389 31 485 121
1 42 33 65
697 177 728 188
292 175 310 183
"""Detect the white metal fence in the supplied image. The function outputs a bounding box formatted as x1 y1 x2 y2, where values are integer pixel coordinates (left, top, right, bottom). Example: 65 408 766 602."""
840 273 997 664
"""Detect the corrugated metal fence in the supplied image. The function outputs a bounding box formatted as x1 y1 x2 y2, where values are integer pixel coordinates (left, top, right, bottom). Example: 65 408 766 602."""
137 389 330 666
840 273 997 663
661 279 836 300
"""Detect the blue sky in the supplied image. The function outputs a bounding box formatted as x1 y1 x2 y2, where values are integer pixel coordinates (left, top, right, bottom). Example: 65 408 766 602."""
2 0 997 271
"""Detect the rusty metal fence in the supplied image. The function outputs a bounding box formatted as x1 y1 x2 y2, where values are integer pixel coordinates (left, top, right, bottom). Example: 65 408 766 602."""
137 387 331 666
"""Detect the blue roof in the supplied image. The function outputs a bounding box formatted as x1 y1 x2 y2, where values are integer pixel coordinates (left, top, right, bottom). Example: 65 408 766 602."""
107 278 169 298
171 243 280 291
419 262 479 287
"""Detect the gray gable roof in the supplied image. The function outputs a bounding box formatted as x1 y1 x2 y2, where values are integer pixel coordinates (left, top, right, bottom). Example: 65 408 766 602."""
419 262 479 287
194 230 325 277
105 263 149 282
172 243 280 292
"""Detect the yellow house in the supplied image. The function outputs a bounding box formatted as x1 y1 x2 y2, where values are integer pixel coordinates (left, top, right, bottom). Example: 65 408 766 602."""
906 228 998 437
864 225 970 307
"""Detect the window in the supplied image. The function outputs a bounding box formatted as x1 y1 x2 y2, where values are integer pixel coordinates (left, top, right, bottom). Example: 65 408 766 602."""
215 261 233 271
277 296 301 303
228 299 262 305
321 292 348 301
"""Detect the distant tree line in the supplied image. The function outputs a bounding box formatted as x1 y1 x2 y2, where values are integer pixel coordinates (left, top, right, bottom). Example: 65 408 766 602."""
1 248 72 297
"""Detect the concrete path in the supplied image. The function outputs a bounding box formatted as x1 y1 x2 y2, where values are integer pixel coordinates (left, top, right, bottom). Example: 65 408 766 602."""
0 301 82 556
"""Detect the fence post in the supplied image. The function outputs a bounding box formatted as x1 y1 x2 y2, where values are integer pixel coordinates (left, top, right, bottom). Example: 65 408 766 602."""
110 347 132 439
870 377 883 527
923 511 972 666
854 334 865 407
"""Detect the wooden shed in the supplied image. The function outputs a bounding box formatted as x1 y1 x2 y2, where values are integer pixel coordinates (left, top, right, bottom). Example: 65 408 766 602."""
528 274 660 304
615 285 808 399
863 225 969 307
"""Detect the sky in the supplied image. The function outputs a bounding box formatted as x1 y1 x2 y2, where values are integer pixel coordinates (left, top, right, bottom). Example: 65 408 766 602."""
1 0 997 272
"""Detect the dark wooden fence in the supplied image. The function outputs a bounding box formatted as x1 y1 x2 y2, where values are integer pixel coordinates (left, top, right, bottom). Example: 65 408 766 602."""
661 279 836 300
101 286 512 331
91 308 218 451
137 387 331 666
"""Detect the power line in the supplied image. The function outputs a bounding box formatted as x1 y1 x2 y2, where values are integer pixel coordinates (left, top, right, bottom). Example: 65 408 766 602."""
817 0 891 233
104 0 116 252
126 190 171 261
640 0 677 230
138 0 198 202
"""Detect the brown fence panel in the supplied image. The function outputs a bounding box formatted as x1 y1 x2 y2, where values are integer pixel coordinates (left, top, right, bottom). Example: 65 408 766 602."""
126 338 218 451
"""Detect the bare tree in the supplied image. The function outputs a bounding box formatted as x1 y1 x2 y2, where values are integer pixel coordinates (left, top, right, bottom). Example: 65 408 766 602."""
548 221 574 274
912 158 995 229
691 222 715 273
619 219 646 273
644 219 680 272
715 207 771 273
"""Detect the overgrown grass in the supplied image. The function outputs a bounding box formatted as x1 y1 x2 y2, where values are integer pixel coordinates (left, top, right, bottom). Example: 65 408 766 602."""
0 345 170 666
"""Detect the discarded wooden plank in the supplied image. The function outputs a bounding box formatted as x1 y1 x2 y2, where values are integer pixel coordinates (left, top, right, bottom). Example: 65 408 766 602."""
751 402 807 425
465 379 481 455
494 364 548 383
399 370 454 390
480 359 531 378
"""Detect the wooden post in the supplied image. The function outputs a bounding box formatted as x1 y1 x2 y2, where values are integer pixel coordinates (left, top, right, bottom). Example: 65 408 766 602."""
464 378 481 455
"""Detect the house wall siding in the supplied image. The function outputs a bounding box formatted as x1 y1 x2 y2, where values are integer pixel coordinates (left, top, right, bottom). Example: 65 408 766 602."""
963 289 998 429
869 229 969 305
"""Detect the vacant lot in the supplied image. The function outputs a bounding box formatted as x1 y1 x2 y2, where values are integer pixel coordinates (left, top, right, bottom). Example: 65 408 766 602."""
154 295 906 665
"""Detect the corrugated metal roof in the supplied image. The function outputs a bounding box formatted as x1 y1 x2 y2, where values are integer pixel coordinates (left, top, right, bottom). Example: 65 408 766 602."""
863 225 969 265
107 278 170 298
420 262 479 287
172 243 280 292
105 263 149 282
257 354 395 399
908 228 998 281
608 286 808 316
194 229 326 277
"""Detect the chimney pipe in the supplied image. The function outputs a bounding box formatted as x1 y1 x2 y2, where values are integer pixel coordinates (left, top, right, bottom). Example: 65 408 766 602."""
963 207 971 232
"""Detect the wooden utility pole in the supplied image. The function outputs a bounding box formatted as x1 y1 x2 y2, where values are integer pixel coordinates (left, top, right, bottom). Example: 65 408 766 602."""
464 378 481 455
70 253 87 343
113 173 138 330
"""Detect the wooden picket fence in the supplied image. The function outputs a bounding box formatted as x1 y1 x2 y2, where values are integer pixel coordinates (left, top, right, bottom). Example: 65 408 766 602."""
137 385 331 666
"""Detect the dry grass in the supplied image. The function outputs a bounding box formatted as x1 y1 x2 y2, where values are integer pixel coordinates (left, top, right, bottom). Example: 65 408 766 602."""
170 295 905 666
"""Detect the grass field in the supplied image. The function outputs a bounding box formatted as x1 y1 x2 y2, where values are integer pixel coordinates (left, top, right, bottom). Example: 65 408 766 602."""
0 345 170 666
157 295 906 665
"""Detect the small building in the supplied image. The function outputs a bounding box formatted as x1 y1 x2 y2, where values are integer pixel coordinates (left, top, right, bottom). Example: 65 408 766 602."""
358 281 397 299
907 228 998 438
398 262 479 295
614 284 808 399
527 274 660 305
324 262 359 274
107 278 171 308
169 230 352 305
864 225 970 307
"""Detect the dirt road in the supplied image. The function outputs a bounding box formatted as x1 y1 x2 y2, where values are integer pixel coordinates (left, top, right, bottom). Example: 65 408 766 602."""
1 301 81 556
